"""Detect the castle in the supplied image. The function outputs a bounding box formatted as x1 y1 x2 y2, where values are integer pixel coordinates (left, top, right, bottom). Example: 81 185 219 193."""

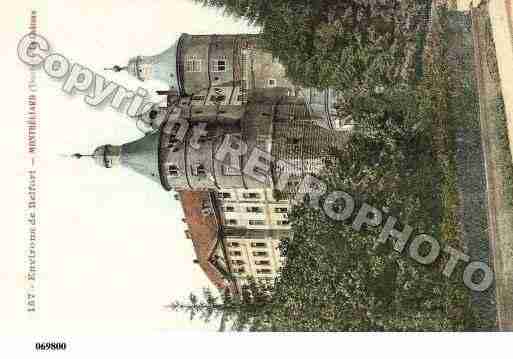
77 33 351 293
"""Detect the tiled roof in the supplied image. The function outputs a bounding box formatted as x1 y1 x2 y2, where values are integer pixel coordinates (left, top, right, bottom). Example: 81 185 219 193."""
178 190 230 290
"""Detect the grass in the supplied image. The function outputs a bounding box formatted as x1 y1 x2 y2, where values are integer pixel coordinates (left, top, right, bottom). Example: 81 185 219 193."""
415 6 493 328
495 96 513 207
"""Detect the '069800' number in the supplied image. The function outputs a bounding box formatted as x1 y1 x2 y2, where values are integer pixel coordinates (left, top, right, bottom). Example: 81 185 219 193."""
35 342 67 351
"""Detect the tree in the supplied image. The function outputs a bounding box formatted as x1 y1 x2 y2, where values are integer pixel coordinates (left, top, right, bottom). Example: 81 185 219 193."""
192 0 430 91
168 278 276 331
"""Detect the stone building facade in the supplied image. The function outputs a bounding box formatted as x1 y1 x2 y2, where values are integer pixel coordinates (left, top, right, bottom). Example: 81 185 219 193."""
122 33 351 131
80 33 353 290
177 189 288 293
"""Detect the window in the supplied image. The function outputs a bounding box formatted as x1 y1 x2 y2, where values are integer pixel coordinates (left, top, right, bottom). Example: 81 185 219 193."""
254 167 268 178
227 219 238 225
223 164 241 176
185 56 202 72
237 94 243 102
235 267 246 274
243 192 260 199
191 95 205 101
253 251 268 257
210 95 226 102
219 192 231 199
210 88 226 103
168 165 179 177
195 164 206 177
277 220 290 226
224 206 235 212
229 250 241 256
256 268 272 274
287 138 299 145
268 78 276 87
255 260 270 266
229 242 240 247
274 207 288 213
259 156 271 165
231 259 244 266
246 206 263 213
251 242 267 248
249 220 265 226
212 58 228 72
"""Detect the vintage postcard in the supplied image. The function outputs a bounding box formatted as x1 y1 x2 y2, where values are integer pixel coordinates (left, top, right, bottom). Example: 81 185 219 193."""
2 0 513 355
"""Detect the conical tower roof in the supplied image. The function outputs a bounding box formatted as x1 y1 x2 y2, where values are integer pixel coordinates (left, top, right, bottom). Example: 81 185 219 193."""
120 131 161 183
105 34 186 94
73 131 163 186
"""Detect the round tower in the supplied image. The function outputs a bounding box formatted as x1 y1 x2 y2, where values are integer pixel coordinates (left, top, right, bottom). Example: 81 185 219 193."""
108 33 349 132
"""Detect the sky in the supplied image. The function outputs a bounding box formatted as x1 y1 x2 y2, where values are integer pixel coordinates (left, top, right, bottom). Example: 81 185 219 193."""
1 0 257 334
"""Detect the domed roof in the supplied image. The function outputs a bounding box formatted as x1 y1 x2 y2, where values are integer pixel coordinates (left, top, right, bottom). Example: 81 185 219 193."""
126 35 185 93
120 131 161 183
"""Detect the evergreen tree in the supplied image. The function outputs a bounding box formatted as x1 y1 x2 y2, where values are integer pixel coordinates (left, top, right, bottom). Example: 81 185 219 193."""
168 278 275 331
192 0 430 91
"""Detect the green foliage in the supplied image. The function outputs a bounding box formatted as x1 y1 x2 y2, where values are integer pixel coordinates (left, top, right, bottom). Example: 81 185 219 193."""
171 132 476 330
168 277 275 331
176 0 487 331
495 95 513 207
192 0 430 91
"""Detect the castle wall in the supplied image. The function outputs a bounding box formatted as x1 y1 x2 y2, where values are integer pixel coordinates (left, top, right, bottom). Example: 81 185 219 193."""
125 34 353 194
181 34 210 96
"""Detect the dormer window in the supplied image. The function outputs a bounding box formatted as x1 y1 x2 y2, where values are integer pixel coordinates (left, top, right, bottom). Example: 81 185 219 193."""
168 165 179 177
268 78 276 87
